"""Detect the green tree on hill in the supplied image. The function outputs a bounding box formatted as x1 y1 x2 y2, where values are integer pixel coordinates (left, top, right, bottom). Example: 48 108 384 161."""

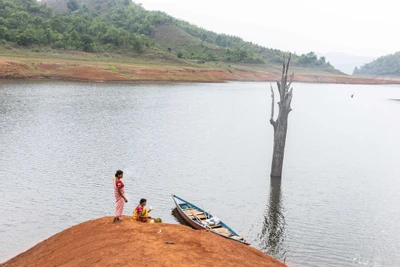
354 52 400 76
0 25 8 40
67 0 80 12
81 34 94 52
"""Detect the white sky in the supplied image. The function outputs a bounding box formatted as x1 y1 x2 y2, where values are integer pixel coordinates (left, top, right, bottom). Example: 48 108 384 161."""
139 0 399 57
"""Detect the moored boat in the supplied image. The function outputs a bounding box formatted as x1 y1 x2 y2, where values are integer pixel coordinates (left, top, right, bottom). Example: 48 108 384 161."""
172 194 250 245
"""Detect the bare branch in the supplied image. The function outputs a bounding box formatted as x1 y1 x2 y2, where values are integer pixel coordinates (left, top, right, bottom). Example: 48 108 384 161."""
277 81 282 97
287 73 294 88
286 87 293 102
285 54 291 78
282 66 288 92
286 88 293 112
270 84 275 119
281 56 286 85
270 84 276 127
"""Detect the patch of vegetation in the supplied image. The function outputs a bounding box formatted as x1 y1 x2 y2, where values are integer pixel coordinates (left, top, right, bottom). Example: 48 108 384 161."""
108 65 118 72
0 0 338 71
353 52 400 76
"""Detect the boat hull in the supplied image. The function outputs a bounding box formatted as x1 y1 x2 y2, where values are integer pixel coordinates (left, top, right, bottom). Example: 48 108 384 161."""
175 205 205 230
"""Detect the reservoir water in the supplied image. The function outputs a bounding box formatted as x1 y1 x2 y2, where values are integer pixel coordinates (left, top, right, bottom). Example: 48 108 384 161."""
0 81 399 266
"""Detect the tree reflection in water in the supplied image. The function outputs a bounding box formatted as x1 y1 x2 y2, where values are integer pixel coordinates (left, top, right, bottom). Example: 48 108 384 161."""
258 177 286 261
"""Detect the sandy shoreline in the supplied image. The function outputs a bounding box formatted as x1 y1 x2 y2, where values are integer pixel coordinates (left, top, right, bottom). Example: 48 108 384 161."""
1 57 399 84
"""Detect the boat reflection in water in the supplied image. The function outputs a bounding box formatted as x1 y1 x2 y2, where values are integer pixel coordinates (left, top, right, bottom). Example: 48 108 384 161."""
258 177 287 261
171 208 192 227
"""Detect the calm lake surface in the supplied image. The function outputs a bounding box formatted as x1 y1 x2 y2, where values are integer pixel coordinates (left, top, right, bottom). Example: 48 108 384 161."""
0 81 399 266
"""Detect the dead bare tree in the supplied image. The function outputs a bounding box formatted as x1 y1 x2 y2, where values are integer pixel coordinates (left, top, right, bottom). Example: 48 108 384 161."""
270 54 294 178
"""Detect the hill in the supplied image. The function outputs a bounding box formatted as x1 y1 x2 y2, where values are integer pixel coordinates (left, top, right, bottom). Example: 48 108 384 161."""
353 52 400 76
1 216 287 267
318 52 376 75
0 0 340 73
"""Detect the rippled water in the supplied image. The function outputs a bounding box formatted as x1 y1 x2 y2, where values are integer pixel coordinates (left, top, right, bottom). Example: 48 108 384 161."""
0 81 399 266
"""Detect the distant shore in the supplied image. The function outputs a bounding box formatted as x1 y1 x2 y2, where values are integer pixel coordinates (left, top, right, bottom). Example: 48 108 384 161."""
1 56 399 84
1 216 287 267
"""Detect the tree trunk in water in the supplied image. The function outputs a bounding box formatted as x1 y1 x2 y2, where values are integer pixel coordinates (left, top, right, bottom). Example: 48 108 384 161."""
270 55 293 178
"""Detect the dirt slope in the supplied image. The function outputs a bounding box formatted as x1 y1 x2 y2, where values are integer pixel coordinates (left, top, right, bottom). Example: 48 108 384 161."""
1 216 286 267
1 56 398 84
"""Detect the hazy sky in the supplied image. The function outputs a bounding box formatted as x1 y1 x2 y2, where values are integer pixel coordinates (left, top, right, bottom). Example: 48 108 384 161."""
140 0 399 57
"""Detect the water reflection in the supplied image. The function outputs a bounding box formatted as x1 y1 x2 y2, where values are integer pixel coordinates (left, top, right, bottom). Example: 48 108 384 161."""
258 177 286 260
171 208 192 227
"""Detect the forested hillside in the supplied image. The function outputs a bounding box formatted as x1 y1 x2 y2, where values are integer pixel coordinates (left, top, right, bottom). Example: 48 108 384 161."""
353 52 400 76
0 0 339 71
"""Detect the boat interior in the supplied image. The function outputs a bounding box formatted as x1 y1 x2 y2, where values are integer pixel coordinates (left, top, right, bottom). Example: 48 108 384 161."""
178 203 244 241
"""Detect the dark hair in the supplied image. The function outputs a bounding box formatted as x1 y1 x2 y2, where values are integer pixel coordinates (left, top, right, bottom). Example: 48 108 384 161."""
115 170 123 177
140 198 147 204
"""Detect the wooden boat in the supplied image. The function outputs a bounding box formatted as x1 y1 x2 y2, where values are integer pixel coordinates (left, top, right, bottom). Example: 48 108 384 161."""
172 194 250 245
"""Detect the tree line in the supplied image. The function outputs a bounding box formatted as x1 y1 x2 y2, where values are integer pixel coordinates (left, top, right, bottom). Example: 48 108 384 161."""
0 0 335 69
353 52 400 76
0 0 153 53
